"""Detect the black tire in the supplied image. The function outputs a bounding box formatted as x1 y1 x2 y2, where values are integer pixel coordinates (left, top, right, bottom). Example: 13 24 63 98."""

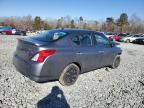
59 64 80 86
132 41 135 44
126 39 130 43
110 55 120 69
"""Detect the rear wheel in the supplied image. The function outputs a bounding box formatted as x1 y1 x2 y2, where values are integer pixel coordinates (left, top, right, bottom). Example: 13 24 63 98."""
59 64 80 86
110 55 120 69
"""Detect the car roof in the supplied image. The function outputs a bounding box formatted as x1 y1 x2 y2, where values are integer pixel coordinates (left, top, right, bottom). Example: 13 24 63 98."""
49 28 97 33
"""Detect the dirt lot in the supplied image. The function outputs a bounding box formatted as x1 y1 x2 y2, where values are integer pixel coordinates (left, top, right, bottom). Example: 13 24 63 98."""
0 35 144 108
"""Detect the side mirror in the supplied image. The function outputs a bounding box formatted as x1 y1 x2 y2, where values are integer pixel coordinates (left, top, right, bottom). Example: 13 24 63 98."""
110 41 120 47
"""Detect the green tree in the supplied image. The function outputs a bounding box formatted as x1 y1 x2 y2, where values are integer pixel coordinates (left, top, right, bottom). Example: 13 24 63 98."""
56 19 61 28
79 16 83 22
70 19 75 28
33 16 41 30
83 23 87 29
79 16 84 28
45 24 52 30
117 13 128 33
106 17 114 24
0 22 5 26
106 17 115 32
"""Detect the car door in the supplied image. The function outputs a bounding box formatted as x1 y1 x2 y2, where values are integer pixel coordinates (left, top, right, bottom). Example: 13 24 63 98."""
71 32 102 72
93 32 115 67
131 35 140 42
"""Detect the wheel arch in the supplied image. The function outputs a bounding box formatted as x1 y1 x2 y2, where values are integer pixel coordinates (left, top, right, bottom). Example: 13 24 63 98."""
72 62 81 72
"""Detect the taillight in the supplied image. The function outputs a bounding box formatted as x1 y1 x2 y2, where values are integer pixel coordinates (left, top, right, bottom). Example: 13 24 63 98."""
32 50 56 63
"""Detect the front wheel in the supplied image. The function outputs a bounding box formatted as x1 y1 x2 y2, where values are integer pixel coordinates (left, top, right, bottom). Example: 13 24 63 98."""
59 64 80 86
110 55 121 69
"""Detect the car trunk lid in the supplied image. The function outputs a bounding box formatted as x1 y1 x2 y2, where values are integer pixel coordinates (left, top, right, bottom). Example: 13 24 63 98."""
15 38 49 60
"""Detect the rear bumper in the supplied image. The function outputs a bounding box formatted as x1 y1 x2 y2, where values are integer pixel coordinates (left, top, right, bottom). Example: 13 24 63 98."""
13 54 56 83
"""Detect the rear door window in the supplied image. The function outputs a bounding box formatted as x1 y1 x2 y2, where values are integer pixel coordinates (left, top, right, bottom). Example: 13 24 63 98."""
71 33 92 46
133 35 140 37
71 35 80 45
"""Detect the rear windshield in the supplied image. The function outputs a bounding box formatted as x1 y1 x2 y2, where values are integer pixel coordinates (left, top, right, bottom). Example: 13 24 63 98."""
31 30 68 42
106 33 114 35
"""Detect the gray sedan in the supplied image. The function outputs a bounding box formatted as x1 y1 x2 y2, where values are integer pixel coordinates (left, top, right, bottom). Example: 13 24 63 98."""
13 29 122 86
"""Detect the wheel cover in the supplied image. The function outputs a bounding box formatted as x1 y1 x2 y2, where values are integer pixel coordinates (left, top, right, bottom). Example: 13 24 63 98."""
64 67 78 85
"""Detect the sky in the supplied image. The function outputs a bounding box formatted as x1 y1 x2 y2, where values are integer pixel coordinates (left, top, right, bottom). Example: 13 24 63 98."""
0 0 144 20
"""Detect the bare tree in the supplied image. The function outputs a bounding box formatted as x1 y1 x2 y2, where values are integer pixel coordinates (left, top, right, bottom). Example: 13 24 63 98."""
0 14 144 33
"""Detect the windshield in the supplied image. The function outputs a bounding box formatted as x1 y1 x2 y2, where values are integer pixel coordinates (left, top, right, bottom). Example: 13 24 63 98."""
106 33 114 35
31 30 68 42
0 26 12 30
118 34 127 36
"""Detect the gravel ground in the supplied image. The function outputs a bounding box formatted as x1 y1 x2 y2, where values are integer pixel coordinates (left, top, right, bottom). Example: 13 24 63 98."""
0 35 144 108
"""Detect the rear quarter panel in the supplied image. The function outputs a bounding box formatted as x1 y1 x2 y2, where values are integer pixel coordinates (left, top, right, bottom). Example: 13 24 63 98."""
40 36 80 79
